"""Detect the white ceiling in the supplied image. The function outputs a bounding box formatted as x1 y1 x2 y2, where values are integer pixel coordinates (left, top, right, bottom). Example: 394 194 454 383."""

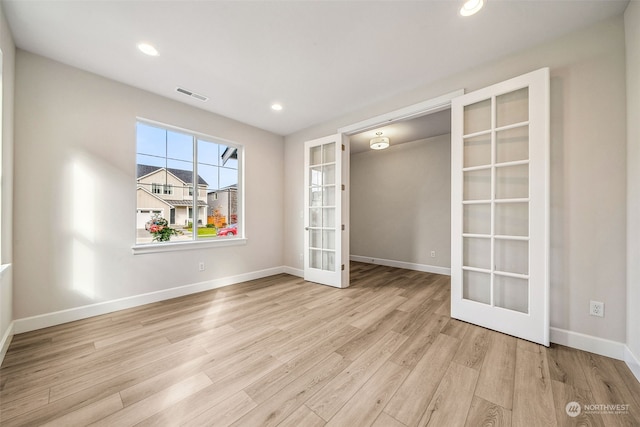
3 0 628 137
350 109 451 154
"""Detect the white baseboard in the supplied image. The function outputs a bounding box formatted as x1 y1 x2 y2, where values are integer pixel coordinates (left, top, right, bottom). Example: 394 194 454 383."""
0 320 14 366
551 328 640 382
350 255 451 276
8 264 640 385
283 266 303 278
550 327 626 360
624 346 640 383
13 266 286 334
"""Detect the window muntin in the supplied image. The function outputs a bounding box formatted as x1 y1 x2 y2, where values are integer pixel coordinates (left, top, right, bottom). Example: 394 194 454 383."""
135 121 241 245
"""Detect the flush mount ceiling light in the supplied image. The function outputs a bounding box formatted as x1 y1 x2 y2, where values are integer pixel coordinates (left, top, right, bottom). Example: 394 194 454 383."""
271 103 283 111
459 0 484 16
137 42 159 56
370 132 390 150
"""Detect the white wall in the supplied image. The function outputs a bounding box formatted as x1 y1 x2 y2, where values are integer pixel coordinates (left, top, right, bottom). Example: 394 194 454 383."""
625 1 640 368
13 51 284 320
350 134 451 270
284 17 627 343
0 2 15 358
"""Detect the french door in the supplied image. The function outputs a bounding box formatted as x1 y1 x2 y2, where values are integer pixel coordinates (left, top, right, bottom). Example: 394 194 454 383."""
451 68 550 345
303 134 350 288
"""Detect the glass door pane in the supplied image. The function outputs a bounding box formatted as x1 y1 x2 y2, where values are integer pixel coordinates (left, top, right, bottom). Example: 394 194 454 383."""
497 126 528 163
464 134 491 167
463 204 491 235
460 87 533 311
307 141 337 274
463 169 491 200
495 239 528 275
495 202 529 236
494 276 529 313
452 68 549 345
496 164 529 199
464 99 491 134
463 237 491 270
463 271 491 305
496 87 529 127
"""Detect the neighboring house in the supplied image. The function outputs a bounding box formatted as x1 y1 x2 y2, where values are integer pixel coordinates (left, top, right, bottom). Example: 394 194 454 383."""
136 165 208 228
207 185 238 226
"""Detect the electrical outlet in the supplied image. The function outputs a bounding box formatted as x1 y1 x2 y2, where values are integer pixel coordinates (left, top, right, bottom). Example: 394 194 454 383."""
198 262 205 272
431 251 436 258
589 300 604 317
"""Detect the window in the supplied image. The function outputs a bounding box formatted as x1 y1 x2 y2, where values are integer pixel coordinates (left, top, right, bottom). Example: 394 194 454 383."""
135 121 241 246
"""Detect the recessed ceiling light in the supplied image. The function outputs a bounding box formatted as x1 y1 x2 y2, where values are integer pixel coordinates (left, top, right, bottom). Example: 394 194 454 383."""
271 103 283 111
137 42 159 56
459 0 484 16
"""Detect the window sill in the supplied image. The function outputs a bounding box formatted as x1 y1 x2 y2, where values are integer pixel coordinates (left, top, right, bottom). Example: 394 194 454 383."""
132 238 247 255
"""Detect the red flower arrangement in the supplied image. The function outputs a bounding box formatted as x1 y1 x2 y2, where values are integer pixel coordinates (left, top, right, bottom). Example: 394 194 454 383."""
147 215 182 242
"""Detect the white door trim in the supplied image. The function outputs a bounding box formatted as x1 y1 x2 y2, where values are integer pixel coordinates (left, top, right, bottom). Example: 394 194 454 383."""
334 89 462 281
338 89 464 136
303 135 346 288
450 68 550 346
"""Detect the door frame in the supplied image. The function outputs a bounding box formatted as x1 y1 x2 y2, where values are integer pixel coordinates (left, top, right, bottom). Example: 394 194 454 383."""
337 90 464 136
303 134 349 288
450 68 550 346
330 75 549 345
335 89 464 271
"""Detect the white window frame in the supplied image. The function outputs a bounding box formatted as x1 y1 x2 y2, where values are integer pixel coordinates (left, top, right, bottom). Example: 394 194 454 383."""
132 118 245 255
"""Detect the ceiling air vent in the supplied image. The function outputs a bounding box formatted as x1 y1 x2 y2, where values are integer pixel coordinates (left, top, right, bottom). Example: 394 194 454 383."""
176 87 209 102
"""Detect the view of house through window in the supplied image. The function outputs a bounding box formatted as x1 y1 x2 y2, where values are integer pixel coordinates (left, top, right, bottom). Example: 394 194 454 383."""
136 121 240 245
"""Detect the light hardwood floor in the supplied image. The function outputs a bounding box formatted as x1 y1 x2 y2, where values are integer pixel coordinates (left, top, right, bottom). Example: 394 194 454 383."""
1 262 639 426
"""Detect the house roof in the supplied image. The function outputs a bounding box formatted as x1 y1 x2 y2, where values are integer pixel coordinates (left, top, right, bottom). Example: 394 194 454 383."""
137 165 207 185
208 184 238 194
164 200 208 207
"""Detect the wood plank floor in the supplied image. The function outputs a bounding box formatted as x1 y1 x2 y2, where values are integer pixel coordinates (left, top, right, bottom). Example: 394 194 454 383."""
1 262 639 426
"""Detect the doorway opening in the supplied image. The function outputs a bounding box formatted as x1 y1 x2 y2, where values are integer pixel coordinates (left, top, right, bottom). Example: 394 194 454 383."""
348 109 453 276
338 90 463 280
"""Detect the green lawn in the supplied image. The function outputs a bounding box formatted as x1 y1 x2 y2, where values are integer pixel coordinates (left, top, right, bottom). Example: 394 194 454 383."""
185 227 218 236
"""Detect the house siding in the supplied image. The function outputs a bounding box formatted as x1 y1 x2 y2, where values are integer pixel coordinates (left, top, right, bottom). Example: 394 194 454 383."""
137 168 208 227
